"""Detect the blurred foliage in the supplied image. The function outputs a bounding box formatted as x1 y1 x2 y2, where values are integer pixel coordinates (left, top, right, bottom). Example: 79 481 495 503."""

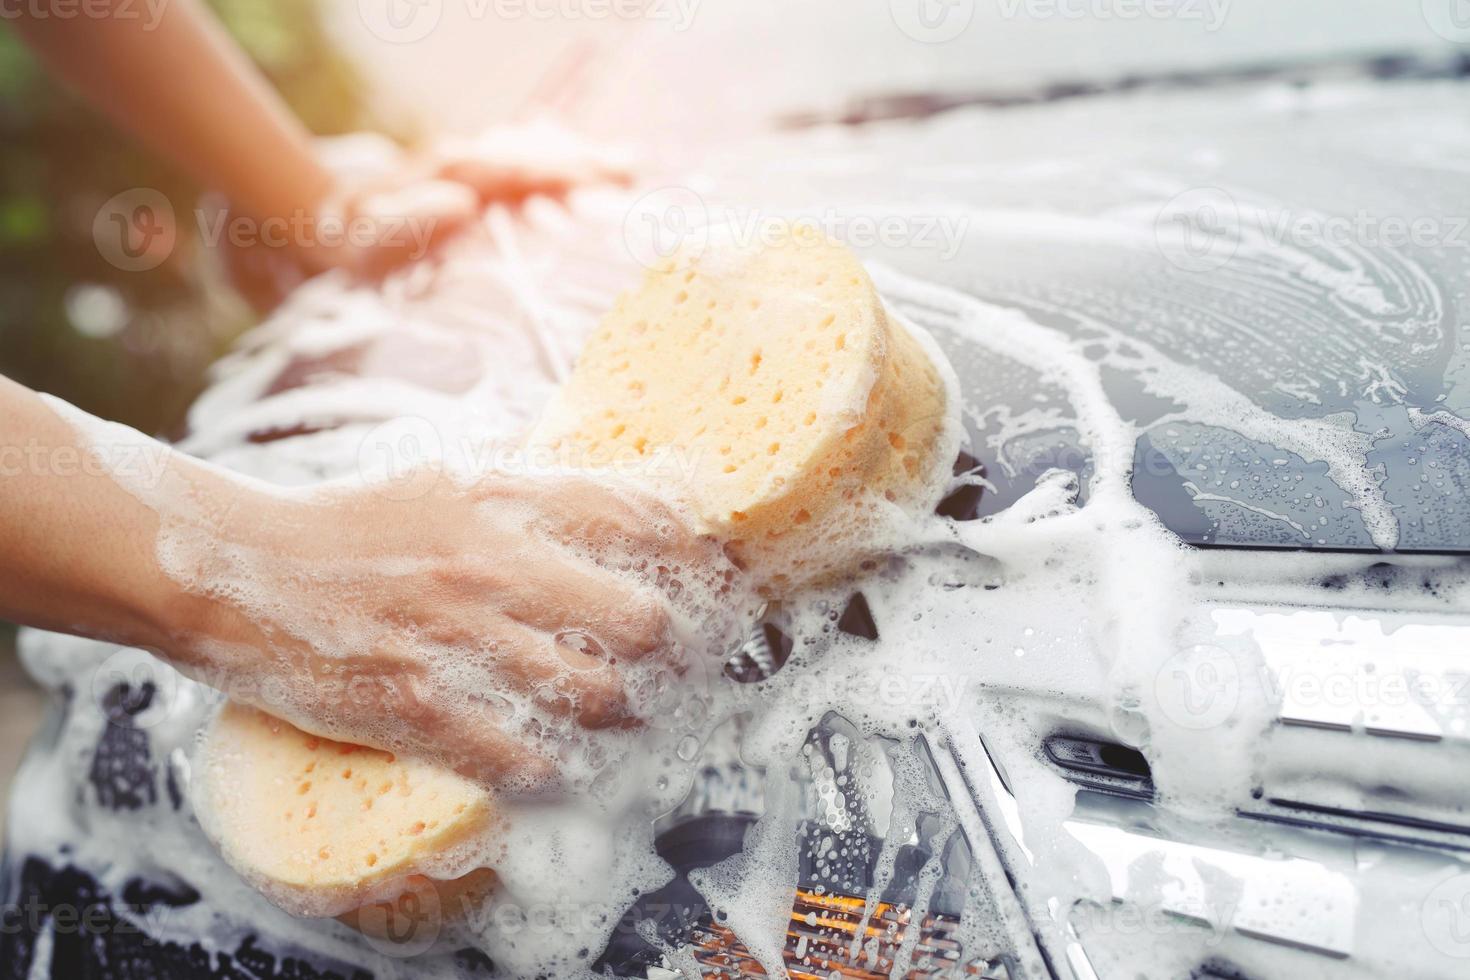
0 1 381 436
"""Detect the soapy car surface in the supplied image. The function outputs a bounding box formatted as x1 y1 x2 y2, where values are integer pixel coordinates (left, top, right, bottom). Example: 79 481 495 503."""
5 66 1470 979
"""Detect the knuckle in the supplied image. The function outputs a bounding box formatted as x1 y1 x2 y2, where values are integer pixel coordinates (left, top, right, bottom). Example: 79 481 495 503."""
623 594 672 652
577 686 630 729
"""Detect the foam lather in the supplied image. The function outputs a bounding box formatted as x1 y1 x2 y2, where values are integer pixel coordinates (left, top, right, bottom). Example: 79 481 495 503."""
195 230 952 927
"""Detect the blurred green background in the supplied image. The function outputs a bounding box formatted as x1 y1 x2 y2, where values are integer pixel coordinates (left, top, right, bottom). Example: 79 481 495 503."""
0 0 379 438
0 1 384 776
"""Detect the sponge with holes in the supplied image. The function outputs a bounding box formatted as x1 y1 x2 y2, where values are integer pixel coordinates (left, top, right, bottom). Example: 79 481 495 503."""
534 226 951 586
193 702 497 919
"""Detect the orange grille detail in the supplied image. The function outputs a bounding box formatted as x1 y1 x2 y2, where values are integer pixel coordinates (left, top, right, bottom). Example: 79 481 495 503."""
687 888 992 978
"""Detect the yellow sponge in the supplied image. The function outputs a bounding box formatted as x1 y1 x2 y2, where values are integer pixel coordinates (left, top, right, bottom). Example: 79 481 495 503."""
195 703 496 917
196 230 950 924
536 226 949 583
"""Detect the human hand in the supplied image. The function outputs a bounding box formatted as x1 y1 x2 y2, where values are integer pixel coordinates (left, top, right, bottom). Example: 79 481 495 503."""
220 125 631 303
169 471 739 791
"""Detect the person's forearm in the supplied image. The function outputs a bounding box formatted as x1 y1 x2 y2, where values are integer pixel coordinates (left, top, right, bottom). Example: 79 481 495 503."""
0 375 251 655
0 376 727 782
8 0 333 238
